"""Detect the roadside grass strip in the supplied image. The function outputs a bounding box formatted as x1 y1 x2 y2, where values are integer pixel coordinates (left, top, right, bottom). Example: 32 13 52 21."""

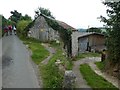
79 64 118 89
21 37 49 64
30 43 49 64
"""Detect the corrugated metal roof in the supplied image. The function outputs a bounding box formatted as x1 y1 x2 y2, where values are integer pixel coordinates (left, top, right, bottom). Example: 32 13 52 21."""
78 32 104 38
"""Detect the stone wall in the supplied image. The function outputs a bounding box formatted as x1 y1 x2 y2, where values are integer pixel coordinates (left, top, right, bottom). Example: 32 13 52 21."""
71 31 84 57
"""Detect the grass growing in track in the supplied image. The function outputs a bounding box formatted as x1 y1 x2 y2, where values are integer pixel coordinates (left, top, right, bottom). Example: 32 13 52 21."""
80 64 118 89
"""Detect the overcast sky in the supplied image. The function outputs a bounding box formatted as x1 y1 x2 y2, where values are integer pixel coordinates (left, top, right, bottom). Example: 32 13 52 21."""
0 0 107 29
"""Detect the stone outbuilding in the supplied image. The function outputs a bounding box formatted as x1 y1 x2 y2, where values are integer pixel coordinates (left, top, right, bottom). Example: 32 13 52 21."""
71 31 106 56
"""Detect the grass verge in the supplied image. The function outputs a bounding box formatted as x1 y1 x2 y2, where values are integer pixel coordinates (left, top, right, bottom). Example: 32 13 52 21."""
20 37 49 64
80 64 118 89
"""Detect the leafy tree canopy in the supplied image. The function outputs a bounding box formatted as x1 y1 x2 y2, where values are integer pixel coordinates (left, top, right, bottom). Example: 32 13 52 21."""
1 15 7 28
9 10 32 24
21 14 32 21
10 10 22 23
35 7 55 19
1 15 15 28
17 20 32 36
100 1 120 63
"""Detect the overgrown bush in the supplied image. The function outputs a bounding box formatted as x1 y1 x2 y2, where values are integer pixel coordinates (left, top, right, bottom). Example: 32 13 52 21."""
100 2 120 77
17 20 31 37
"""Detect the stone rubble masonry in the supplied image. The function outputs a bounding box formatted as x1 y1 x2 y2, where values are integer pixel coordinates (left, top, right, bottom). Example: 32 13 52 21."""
29 16 59 42
63 70 76 88
71 31 84 57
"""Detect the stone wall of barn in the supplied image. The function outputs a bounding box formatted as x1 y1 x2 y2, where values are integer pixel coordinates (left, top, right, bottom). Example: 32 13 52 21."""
71 31 84 57
71 32 106 56
29 16 59 42
88 35 106 51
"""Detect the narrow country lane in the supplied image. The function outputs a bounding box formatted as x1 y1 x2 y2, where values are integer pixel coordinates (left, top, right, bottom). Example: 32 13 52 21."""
2 35 40 88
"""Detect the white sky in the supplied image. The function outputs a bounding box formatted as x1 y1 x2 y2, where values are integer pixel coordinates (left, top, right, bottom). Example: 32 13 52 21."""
0 0 107 29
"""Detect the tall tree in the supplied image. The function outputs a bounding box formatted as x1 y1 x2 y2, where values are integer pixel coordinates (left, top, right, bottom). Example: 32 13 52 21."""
10 10 32 24
1 15 7 28
35 7 55 19
10 10 22 23
1 15 15 28
100 1 120 76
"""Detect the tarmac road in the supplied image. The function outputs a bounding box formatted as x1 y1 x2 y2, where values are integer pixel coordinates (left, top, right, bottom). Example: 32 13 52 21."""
2 35 40 88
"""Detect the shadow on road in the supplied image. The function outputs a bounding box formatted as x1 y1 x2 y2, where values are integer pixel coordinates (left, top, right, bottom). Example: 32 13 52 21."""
2 55 13 69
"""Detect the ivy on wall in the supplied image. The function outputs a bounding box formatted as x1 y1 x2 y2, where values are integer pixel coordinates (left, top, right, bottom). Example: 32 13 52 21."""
41 14 72 57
